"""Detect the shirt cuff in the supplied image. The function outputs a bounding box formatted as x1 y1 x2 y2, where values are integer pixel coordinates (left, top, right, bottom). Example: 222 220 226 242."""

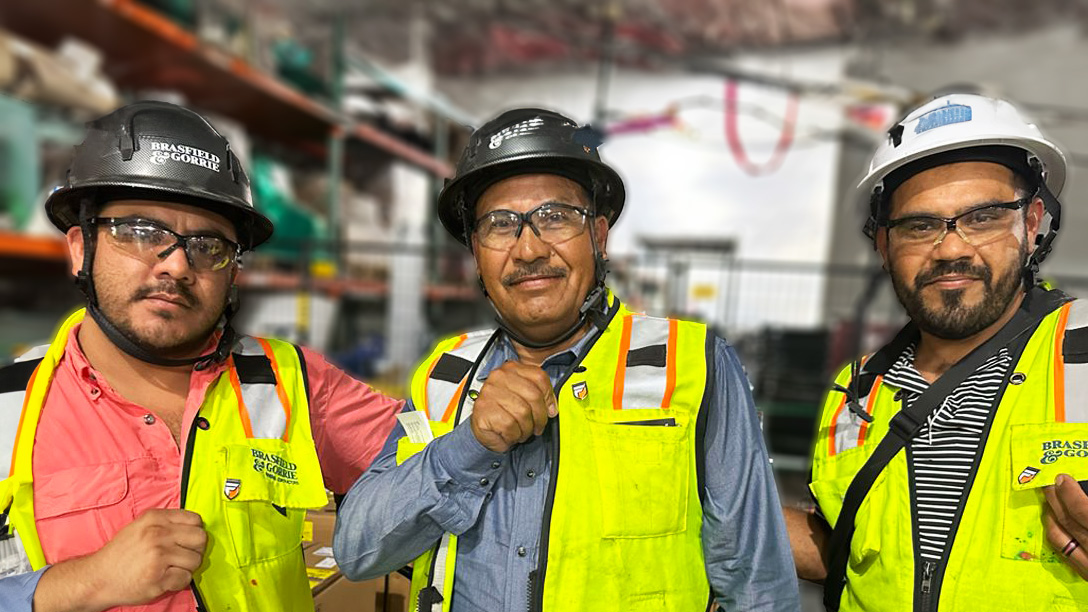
0 566 49 612
426 422 506 534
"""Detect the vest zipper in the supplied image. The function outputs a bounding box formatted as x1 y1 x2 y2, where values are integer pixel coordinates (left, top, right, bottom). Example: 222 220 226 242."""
906 444 929 612
507 297 617 612
179 413 208 612
525 307 616 612
920 371 1010 612
528 418 558 612
918 561 935 611
526 570 537 612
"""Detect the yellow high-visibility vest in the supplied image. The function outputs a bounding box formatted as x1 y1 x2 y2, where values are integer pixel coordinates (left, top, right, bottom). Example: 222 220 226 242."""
397 293 713 612
0 309 329 611
812 298 1088 612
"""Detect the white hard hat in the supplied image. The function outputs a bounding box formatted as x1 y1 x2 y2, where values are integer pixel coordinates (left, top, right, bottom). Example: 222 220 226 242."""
858 93 1067 236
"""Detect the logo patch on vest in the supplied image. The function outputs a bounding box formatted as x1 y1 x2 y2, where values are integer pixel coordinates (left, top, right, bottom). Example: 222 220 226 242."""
1040 439 1088 464
572 381 588 400
1017 466 1040 485
251 448 299 484
1009 424 1088 491
224 478 242 500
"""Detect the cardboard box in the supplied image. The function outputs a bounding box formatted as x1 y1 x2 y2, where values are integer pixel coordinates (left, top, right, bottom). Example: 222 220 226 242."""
304 542 339 592
303 520 411 612
313 572 410 612
303 510 337 546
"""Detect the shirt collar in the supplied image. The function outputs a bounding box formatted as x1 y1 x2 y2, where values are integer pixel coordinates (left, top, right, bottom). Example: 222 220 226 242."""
476 324 600 382
882 342 929 395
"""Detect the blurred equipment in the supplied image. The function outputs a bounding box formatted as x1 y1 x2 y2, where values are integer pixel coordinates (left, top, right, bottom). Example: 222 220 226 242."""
0 30 118 115
752 328 830 457
0 96 39 232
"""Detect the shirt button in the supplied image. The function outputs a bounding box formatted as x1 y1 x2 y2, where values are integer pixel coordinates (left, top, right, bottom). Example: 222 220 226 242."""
196 417 211 430
526 469 536 479
89 387 100 397
490 461 501 469
479 477 490 487
516 546 527 557
143 414 156 425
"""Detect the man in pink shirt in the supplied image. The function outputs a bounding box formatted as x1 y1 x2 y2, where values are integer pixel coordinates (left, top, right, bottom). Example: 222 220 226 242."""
0 101 402 612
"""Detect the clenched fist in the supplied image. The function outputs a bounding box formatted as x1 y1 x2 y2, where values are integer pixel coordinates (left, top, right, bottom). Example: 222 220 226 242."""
35 508 208 612
470 361 557 453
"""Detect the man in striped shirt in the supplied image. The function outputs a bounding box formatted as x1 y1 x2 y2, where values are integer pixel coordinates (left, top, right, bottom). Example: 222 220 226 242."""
784 93 1088 611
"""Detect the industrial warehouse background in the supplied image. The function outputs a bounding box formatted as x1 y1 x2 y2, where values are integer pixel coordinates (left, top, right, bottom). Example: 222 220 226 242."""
3 1 1088 610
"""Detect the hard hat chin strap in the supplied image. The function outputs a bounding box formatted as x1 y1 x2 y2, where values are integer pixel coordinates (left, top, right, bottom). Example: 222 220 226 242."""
75 197 99 306
83 300 235 369
1024 180 1062 287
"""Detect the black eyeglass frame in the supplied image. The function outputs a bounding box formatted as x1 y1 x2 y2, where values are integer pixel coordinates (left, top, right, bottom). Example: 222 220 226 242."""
472 202 592 247
92 216 242 271
883 196 1033 244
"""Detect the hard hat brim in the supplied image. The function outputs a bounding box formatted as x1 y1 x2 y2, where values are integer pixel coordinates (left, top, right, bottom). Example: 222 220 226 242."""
437 155 626 247
45 180 274 249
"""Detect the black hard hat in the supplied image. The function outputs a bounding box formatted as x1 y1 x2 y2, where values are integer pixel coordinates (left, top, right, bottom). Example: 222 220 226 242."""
45 101 273 250
437 108 625 246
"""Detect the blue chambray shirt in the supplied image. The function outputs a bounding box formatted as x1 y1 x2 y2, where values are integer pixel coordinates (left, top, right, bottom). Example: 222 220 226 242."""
333 329 799 612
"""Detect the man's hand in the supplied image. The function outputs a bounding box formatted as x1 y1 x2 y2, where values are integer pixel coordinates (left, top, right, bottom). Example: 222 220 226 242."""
470 362 556 453
34 508 207 612
1044 474 1088 580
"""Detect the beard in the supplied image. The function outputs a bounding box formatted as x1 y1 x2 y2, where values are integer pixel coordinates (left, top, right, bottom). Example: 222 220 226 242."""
95 274 227 359
889 242 1026 340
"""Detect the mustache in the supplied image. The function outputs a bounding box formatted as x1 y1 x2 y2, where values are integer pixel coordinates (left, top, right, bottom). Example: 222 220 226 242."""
131 281 197 307
501 263 568 287
914 259 992 290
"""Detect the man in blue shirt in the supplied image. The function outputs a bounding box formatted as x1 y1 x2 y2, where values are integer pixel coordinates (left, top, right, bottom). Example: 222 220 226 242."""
333 108 799 612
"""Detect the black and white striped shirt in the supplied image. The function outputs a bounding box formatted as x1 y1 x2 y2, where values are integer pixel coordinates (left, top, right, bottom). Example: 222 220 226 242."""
883 343 1012 562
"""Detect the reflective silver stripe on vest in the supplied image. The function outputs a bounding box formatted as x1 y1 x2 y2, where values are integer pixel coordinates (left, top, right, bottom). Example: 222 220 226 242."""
0 390 25 479
423 336 491 609
1063 300 1088 423
0 345 46 480
424 331 492 422
15 346 47 363
428 535 454 612
830 377 877 456
234 336 289 439
618 316 672 409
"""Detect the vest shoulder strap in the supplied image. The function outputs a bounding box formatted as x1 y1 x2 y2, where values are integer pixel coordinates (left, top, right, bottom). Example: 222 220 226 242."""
1059 299 1088 422
414 330 494 423
819 355 885 458
1062 299 1088 363
613 313 701 411
230 336 302 439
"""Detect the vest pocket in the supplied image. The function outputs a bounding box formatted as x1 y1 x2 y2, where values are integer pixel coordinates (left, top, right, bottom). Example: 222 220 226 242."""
809 455 885 569
1001 423 1088 563
34 460 135 562
585 411 690 538
220 441 328 567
